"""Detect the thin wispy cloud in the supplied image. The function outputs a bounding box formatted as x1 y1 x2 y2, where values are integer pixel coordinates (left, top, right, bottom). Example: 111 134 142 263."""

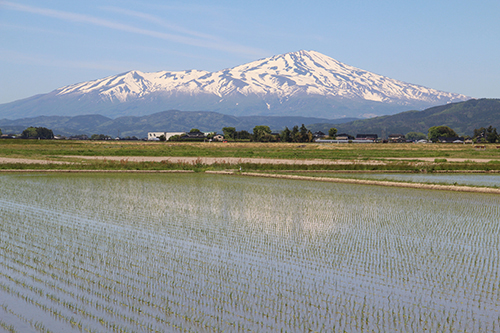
100 6 219 42
0 1 267 57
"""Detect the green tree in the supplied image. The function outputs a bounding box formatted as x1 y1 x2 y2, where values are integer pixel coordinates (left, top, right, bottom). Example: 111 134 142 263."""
189 128 201 133
486 126 498 143
473 127 488 143
22 127 54 139
168 135 182 141
280 127 291 142
235 130 251 140
252 125 271 142
38 127 54 139
428 126 457 142
158 134 166 142
222 127 236 140
305 131 313 143
290 125 300 142
406 131 427 141
474 127 486 139
328 127 337 139
0 128 2 136
299 124 308 139
22 127 38 138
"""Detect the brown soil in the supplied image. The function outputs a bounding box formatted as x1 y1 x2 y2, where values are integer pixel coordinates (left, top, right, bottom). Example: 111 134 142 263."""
382 157 496 163
2 155 496 165
0 157 70 164
66 155 386 165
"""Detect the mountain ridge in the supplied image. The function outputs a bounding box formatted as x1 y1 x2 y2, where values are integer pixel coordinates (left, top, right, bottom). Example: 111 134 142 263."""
2 99 498 138
0 50 470 119
309 99 500 137
0 110 355 138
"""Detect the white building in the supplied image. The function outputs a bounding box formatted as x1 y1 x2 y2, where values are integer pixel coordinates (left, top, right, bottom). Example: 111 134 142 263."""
212 134 225 142
147 132 185 141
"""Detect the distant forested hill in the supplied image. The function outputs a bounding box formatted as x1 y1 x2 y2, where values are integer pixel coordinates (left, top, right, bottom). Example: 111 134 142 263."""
0 110 355 138
3 99 496 139
309 99 500 137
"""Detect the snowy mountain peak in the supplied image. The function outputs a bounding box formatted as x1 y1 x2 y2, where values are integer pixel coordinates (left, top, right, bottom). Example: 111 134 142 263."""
13 50 470 119
56 50 468 106
56 69 209 102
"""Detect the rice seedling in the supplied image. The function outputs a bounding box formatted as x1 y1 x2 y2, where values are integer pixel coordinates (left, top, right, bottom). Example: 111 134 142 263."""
0 173 499 331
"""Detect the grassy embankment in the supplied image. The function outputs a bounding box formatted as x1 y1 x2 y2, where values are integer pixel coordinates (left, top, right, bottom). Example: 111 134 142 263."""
1 139 500 173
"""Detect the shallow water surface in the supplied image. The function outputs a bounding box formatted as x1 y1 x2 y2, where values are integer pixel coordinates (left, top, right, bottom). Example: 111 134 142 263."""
0 173 499 332
302 172 500 187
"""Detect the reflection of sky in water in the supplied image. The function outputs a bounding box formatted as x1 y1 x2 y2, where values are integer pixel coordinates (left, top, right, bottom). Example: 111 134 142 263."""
1 173 500 332
327 173 500 187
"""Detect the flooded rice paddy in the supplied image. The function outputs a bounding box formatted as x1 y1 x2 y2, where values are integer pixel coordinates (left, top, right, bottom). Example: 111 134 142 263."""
294 172 500 188
0 173 499 332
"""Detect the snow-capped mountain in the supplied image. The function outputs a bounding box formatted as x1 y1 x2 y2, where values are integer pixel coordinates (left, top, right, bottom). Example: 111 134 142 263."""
0 50 470 119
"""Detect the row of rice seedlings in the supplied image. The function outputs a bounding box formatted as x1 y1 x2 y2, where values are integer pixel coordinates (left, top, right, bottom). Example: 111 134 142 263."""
1 202 498 332
0 172 500 330
1 197 378 330
0 217 210 331
0 302 65 333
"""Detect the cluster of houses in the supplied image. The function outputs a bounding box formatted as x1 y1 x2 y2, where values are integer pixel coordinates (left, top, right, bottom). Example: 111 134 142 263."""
314 132 410 143
148 131 401 143
435 136 472 144
148 130 474 144
314 132 471 144
147 131 225 142
2 129 472 144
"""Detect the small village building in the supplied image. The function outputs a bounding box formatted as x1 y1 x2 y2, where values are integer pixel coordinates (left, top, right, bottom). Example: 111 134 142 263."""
336 133 354 140
69 134 89 140
438 136 465 143
388 134 405 143
148 132 165 141
212 134 225 142
147 132 185 141
355 134 378 142
181 132 206 140
313 131 326 139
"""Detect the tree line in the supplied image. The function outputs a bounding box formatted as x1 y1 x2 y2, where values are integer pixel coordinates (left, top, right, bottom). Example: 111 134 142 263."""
222 124 336 143
2 124 499 143
427 125 499 143
21 127 54 139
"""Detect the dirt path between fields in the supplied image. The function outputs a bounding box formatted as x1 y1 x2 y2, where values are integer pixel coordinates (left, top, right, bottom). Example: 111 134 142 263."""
0 156 499 165
1 155 497 165
63 155 387 165
1 155 498 194
0 157 70 164
67 155 500 164
382 157 497 163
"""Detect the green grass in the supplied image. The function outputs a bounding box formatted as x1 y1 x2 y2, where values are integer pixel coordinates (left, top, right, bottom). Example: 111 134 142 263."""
2 140 500 160
1 140 500 173
2 159 500 174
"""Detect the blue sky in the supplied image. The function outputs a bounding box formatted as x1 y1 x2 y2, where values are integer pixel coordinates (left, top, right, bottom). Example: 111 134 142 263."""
1 0 499 104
